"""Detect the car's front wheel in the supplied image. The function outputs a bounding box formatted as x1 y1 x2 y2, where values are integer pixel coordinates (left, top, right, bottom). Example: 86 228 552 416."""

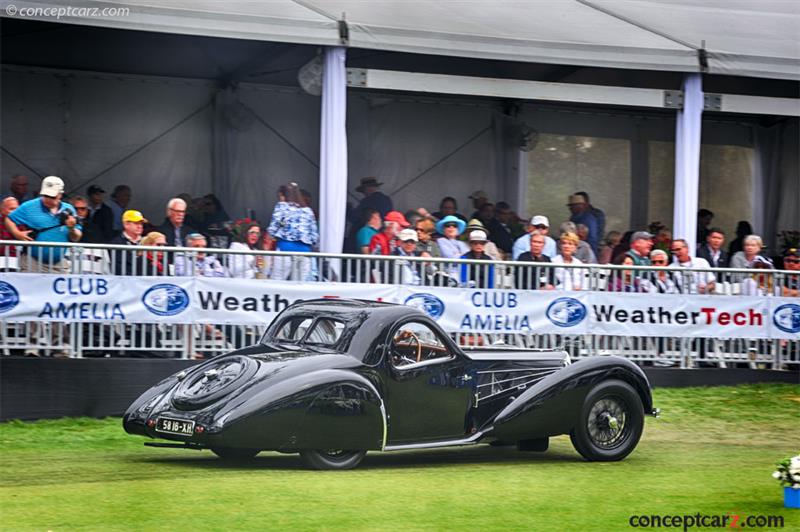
299 449 366 470
210 447 260 461
570 379 644 461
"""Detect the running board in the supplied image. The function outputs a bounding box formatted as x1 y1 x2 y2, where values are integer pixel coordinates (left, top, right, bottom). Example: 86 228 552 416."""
384 429 490 451
144 442 204 450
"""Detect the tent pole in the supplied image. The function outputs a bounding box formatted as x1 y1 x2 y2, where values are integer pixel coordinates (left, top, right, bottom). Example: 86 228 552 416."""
672 73 703 253
319 46 348 277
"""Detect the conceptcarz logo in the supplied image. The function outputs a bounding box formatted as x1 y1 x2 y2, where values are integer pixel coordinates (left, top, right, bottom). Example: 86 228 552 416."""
142 284 190 317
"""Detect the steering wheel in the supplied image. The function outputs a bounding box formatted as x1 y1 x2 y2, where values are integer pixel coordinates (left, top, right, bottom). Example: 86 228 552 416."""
395 330 423 363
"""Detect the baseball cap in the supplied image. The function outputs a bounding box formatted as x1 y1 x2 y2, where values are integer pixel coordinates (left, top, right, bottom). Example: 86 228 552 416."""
469 230 488 242
384 210 410 227
87 184 106 195
40 176 65 198
631 231 654 242
122 209 148 223
397 228 418 242
567 194 586 205
530 215 549 227
469 190 488 200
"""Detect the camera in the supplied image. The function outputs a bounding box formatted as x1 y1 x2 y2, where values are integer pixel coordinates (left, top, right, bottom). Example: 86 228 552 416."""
57 211 73 225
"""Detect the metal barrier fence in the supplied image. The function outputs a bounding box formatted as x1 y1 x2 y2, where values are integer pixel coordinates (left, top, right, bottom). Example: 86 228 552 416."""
1 241 798 367
1 240 798 296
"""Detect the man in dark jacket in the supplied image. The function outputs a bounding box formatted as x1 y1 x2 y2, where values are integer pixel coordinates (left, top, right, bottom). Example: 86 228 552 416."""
157 197 196 247
516 231 555 289
109 209 146 275
460 230 495 288
696 227 729 268
86 185 114 242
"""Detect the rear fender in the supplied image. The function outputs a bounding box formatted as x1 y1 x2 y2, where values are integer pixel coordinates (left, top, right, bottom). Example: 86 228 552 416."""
209 370 384 451
490 356 652 441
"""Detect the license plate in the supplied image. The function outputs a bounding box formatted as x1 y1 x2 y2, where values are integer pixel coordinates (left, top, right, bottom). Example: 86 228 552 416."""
155 417 195 436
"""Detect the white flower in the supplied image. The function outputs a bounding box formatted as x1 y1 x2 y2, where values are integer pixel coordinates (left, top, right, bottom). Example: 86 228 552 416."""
773 471 782 479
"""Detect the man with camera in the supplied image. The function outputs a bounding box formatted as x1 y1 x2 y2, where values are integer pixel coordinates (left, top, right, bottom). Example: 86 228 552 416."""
4 175 82 273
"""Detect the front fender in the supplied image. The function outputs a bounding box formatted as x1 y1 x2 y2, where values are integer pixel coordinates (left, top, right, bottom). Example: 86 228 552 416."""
490 356 653 440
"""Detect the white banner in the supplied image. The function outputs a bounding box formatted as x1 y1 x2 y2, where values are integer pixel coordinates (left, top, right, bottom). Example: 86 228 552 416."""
0 274 798 340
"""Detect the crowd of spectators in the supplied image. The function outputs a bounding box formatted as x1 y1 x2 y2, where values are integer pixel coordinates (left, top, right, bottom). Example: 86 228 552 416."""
1 173 798 297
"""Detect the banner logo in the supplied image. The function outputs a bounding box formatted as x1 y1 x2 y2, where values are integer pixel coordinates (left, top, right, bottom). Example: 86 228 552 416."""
773 303 800 334
142 284 190 316
405 293 445 319
546 297 587 328
0 281 20 314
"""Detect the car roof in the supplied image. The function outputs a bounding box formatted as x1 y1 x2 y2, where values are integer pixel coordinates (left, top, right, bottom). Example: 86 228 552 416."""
274 299 431 361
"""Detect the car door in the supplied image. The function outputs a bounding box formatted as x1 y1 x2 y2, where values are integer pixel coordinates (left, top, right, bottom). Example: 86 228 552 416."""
383 320 474 444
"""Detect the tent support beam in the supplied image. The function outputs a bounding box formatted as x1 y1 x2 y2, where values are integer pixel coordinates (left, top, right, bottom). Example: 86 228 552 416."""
347 69 800 117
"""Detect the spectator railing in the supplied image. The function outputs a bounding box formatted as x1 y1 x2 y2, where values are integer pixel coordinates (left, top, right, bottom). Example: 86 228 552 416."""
1 240 797 295
0 240 797 368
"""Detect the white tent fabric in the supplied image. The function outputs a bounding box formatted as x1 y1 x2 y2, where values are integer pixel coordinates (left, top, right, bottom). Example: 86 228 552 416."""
672 74 703 253
3 0 798 80
1 67 501 226
319 47 348 260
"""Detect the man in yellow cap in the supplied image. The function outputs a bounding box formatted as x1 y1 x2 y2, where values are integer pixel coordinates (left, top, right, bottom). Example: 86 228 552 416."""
110 209 147 274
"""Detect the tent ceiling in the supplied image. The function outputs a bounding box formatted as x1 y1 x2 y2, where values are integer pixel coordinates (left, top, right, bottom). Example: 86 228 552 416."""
1 0 798 80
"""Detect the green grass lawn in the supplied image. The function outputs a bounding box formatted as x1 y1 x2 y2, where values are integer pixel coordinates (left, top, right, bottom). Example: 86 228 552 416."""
1 384 799 531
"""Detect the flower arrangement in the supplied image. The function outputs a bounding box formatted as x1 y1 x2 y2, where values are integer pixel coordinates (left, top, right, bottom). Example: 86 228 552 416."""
772 453 800 488
229 217 258 242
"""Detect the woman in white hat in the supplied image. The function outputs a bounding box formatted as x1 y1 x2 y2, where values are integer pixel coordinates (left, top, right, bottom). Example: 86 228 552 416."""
459 229 495 288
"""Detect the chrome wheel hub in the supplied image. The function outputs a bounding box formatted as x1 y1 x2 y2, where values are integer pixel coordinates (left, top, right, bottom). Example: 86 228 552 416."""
587 397 628 449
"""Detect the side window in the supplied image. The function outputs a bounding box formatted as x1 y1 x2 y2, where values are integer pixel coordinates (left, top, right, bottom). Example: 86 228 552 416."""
275 317 313 341
391 321 451 368
306 319 345 345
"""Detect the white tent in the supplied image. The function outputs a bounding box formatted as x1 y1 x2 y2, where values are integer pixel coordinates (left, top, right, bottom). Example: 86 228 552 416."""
5 0 798 80
1 0 798 252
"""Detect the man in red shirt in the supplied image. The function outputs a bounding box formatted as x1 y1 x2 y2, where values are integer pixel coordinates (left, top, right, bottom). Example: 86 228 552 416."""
369 210 409 255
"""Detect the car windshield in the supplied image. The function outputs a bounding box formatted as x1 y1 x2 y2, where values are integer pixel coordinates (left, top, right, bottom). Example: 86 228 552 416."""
268 316 346 348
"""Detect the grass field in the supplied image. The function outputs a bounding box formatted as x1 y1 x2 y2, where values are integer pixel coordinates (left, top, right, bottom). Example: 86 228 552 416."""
1 384 799 531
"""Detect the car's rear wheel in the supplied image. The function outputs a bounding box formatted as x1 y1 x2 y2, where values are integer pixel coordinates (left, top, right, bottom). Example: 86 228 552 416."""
570 379 644 461
299 449 366 470
210 447 260 461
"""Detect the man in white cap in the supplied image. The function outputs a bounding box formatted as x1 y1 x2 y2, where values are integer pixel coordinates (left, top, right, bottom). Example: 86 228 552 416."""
5 175 82 272
512 215 557 260
391 228 429 285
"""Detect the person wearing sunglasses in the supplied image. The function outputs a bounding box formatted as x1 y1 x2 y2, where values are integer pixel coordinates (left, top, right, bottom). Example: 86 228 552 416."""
670 238 716 294
227 222 267 279
157 197 197 248
648 249 678 294
781 248 800 297
512 215 557 260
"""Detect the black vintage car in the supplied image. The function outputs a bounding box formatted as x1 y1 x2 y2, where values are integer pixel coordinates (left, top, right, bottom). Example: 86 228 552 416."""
124 299 658 469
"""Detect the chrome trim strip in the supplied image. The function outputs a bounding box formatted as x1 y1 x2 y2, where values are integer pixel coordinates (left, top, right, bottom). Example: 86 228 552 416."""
384 429 488 451
379 399 388 450
476 367 560 375
463 350 569 361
